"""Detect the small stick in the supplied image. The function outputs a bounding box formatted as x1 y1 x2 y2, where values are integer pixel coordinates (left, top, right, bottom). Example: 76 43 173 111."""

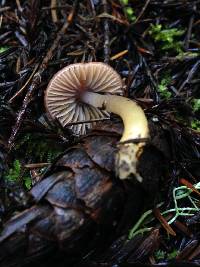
178 59 200 93
134 0 151 23
173 220 193 238
184 4 196 50
0 14 2 28
88 0 96 16
102 0 110 63
8 74 42 151
16 0 22 12
51 0 58 23
154 208 176 236
176 240 198 260
42 5 70 10
141 56 159 103
24 163 50 169
9 63 39 103
180 178 200 197
184 15 195 50
118 137 149 145
0 6 11 13
64 117 110 127
188 243 200 260
110 50 128 60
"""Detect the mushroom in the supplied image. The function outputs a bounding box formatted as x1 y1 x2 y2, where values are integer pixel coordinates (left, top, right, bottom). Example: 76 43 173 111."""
45 62 149 181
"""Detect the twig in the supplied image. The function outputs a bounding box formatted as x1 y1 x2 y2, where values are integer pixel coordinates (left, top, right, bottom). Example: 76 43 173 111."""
176 240 198 260
118 137 149 145
0 6 11 13
8 1 79 151
0 15 2 28
102 0 110 63
178 59 200 93
154 208 176 236
184 15 194 50
16 0 22 12
63 117 110 127
134 0 151 23
141 55 160 103
110 50 128 61
51 0 58 23
88 0 96 16
8 63 40 103
184 4 196 50
188 243 200 260
8 74 41 151
24 163 50 168
180 178 200 197
173 220 193 238
42 5 71 10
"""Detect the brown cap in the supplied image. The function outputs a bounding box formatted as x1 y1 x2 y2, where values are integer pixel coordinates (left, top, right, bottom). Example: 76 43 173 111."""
45 62 123 135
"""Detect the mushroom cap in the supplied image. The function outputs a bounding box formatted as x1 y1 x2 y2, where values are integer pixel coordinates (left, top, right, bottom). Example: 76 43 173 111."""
45 62 123 135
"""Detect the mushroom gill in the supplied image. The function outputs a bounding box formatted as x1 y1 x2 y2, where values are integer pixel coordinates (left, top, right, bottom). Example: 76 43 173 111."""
45 62 123 135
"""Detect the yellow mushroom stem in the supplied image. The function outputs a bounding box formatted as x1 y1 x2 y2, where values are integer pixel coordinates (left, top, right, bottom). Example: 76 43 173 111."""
81 92 149 182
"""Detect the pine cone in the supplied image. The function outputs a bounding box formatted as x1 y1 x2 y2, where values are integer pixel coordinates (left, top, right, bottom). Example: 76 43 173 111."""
0 121 168 267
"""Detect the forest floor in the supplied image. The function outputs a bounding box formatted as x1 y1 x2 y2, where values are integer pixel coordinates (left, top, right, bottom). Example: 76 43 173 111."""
0 1 200 266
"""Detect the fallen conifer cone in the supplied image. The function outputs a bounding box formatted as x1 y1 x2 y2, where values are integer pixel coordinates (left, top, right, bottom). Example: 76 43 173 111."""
0 120 168 267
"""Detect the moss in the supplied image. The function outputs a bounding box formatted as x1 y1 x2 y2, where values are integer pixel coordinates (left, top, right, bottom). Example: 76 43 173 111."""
5 133 65 190
5 160 21 182
149 24 184 54
119 0 136 22
154 249 178 261
15 133 63 163
0 47 9 53
191 99 200 112
5 159 32 189
157 74 172 99
191 119 200 131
